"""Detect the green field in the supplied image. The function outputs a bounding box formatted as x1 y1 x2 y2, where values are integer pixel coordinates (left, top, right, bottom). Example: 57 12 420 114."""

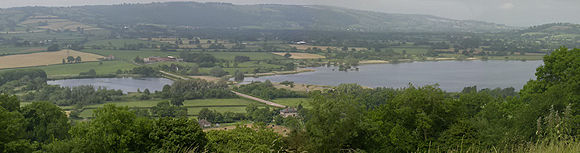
82 49 286 61
40 61 136 77
84 39 166 49
82 49 178 61
0 46 46 55
72 98 267 118
0 60 136 78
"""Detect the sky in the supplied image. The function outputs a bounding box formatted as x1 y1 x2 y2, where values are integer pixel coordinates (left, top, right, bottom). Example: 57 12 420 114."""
3 0 580 26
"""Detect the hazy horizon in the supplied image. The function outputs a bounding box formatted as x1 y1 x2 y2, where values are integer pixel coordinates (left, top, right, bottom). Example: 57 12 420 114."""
2 0 580 26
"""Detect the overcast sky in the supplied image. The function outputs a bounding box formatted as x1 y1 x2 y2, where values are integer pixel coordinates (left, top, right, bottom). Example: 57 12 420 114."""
3 0 579 26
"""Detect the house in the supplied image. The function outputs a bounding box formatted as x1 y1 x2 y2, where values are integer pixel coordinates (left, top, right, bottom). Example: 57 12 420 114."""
295 41 307 45
143 56 183 63
198 119 212 128
101 55 115 61
280 107 298 118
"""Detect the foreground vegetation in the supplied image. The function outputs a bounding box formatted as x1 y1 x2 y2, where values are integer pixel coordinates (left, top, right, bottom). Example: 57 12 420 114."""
0 47 578 152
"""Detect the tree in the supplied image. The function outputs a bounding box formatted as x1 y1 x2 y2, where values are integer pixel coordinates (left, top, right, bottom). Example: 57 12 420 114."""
209 67 227 77
75 56 82 63
67 104 139 152
170 96 185 106
134 56 144 63
234 56 251 63
149 118 207 152
87 69 96 76
66 56 75 64
0 107 25 153
151 101 187 117
21 102 70 143
284 62 296 71
284 52 292 58
0 94 20 112
206 124 284 152
234 70 244 82
47 44 60 51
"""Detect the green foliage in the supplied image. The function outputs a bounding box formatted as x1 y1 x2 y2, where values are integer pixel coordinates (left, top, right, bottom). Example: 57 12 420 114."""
0 69 46 87
131 66 157 77
162 79 235 101
21 102 70 143
234 80 307 100
0 94 20 112
180 52 217 67
47 44 59 51
209 67 228 77
206 124 285 152
234 70 244 82
0 106 25 152
150 101 187 117
245 104 277 123
149 117 207 152
22 85 123 106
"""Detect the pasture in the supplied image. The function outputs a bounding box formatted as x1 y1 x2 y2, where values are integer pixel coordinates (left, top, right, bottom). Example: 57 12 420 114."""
272 52 325 59
82 49 287 61
37 61 136 78
74 98 267 118
0 46 46 55
0 50 104 69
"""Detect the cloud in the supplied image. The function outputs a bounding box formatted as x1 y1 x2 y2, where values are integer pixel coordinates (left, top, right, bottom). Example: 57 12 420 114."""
499 2 515 9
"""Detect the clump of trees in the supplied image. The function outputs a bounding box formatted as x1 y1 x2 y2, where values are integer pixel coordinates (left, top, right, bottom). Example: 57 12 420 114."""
198 108 246 123
130 66 157 76
234 80 307 100
161 79 236 106
62 56 82 64
22 85 123 106
209 67 228 77
0 69 47 94
179 52 217 67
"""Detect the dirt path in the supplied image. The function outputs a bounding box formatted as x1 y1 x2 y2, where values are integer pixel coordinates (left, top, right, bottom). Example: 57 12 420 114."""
231 91 286 108
159 70 286 108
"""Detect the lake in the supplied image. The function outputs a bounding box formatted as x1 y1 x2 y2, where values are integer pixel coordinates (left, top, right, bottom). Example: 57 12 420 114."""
242 60 544 92
47 77 173 93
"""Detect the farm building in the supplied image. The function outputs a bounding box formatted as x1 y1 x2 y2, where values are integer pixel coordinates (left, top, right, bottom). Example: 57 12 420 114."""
143 56 183 63
198 119 212 128
294 41 307 45
280 107 298 118
100 55 115 61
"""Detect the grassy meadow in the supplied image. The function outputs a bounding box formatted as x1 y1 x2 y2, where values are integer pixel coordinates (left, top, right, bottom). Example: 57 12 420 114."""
69 98 269 118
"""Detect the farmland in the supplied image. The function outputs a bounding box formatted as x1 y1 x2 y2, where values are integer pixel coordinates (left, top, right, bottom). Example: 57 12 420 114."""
272 52 325 59
0 50 104 69
70 98 269 118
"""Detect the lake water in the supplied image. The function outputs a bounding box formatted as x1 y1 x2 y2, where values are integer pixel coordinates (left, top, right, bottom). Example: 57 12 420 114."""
47 77 173 93
243 60 544 92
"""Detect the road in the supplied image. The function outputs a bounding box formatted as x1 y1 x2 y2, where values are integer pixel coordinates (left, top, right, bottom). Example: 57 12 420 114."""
159 70 287 108
231 91 286 108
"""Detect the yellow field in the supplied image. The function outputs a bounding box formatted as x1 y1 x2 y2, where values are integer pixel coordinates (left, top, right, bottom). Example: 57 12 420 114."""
272 52 325 59
0 50 104 69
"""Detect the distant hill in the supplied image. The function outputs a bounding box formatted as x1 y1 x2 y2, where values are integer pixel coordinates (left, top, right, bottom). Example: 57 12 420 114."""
5 2 516 33
520 23 580 34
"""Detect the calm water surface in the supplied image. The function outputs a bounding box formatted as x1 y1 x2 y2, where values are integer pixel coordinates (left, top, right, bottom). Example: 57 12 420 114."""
243 60 543 92
47 77 173 93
